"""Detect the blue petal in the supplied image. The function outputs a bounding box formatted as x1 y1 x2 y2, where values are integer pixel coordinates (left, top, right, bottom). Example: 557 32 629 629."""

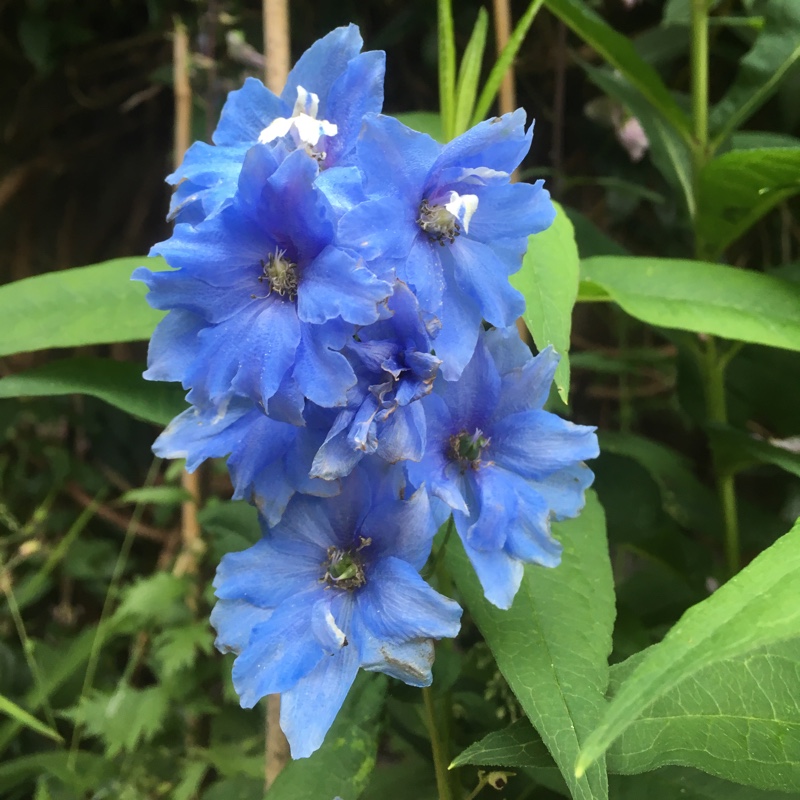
494 345 560 419
397 234 446 315
458 532 524 610
294 322 357 408
483 326 533 374
360 485 435 570
232 589 326 707
311 411 364 481
528 463 595 521
337 197 416 260
210 598 272 655
282 24 364 109
279 627 360 759
449 237 525 327
323 50 386 167
375 403 426 465
430 110 531 177
298 245 391 325
437 334 501 429
490 410 599 480
504 472 563 567
229 299 302 405
141 309 203 384
213 537 320 608
359 115 439 200
311 595 349 654
315 166 366 217
465 467 515 552
356 556 461 642
213 77 286 147
432 281 482 381
467 180 555 244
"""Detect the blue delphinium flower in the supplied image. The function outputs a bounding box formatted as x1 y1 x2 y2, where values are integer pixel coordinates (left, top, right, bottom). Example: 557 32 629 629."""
311 281 441 480
169 24 385 222
134 144 392 418
152 398 339 526
211 467 462 758
407 328 599 609
335 112 555 378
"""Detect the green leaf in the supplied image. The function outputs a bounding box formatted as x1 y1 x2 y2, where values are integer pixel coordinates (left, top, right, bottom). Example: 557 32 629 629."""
446 492 615 800
543 0 691 140
437 0 457 141
471 0 545 124
706 424 800 480
576 518 800 785
453 8 488 137
266 673 386 800
0 694 61 743
710 0 800 147
118 485 192 505
581 256 800 352
393 112 444 142
152 622 214 679
112 572 190 629
451 718 555 770
0 257 165 357
513 203 580 403
0 752 112 795
68 684 169 757
696 148 800 259
730 131 800 150
563 207 629 259
0 358 186 426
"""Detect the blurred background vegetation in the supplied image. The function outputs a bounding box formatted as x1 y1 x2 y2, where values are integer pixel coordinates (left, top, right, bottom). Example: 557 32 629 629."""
1 0 798 797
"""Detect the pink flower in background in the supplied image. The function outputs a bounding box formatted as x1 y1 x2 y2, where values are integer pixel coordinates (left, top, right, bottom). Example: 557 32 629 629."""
615 116 649 162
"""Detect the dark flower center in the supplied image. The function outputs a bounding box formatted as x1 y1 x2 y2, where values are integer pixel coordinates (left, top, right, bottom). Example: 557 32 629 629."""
255 249 298 300
450 428 490 470
323 537 371 591
417 198 461 245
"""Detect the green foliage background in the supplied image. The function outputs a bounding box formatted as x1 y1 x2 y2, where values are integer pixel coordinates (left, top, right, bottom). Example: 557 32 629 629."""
1 0 799 798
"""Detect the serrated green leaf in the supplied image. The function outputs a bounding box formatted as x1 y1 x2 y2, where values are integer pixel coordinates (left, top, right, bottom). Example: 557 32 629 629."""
112 572 190 629
0 358 186 425
0 257 165 357
266 673 386 800
577 518 800 785
153 622 214 679
513 203 579 403
453 8 488 137
446 492 615 800
68 684 169 757
710 0 800 146
0 693 61 743
581 257 800 351
543 0 691 139
696 148 800 258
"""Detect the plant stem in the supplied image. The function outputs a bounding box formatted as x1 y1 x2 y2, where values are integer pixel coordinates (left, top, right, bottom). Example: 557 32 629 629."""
422 685 454 800
690 0 709 206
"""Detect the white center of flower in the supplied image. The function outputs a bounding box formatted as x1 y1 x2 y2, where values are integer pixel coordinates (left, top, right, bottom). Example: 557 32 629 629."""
257 86 338 161
417 191 479 244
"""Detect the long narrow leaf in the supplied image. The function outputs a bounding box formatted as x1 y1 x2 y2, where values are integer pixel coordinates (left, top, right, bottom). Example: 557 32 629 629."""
472 0 545 124
0 694 62 744
453 7 489 136
438 0 457 140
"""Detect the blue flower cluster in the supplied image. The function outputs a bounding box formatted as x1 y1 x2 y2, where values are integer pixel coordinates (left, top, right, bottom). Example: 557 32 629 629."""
136 25 598 759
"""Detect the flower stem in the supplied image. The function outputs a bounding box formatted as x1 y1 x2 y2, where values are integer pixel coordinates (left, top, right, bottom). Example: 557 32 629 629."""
422 685 455 800
690 0 709 209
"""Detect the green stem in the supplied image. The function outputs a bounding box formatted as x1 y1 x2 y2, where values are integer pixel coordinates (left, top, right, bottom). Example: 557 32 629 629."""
422 685 455 800
690 0 709 210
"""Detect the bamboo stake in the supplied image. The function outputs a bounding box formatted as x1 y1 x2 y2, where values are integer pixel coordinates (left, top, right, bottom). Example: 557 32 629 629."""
262 0 292 790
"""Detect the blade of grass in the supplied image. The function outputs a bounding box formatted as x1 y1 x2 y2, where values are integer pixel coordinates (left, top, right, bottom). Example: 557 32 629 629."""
454 8 490 137
438 0 457 140
0 694 62 744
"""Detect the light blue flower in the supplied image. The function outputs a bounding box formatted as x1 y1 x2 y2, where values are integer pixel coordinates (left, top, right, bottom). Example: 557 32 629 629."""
407 328 599 609
211 468 462 758
134 145 392 418
169 24 385 222
335 112 555 378
153 398 339 526
311 282 441 480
